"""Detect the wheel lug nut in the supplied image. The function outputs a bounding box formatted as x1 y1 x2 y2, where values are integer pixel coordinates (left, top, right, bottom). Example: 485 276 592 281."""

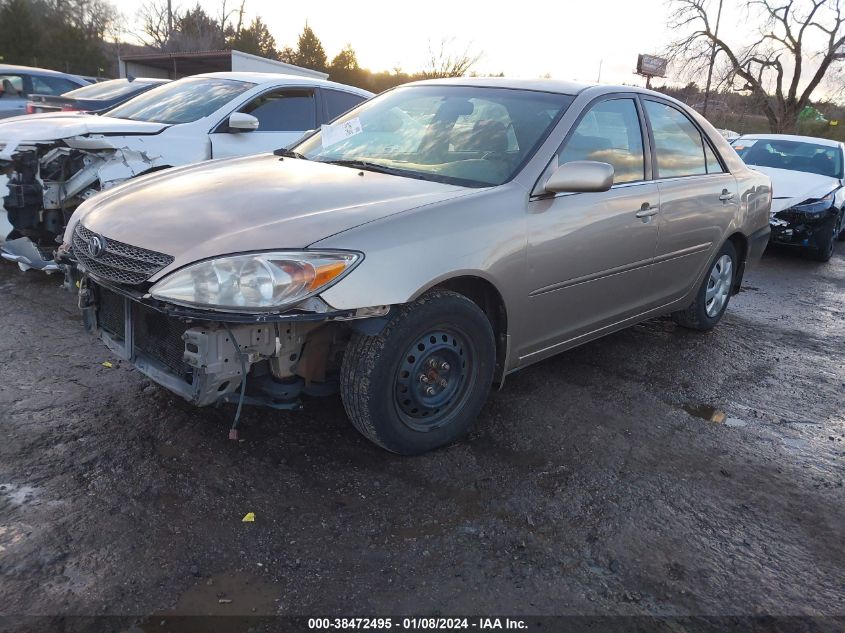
441 362 450 371
439 379 448 388
419 375 429 383
425 386 435 396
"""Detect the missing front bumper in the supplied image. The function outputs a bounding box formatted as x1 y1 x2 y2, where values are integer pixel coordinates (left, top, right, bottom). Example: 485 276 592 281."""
0 237 60 272
84 282 283 406
80 279 371 409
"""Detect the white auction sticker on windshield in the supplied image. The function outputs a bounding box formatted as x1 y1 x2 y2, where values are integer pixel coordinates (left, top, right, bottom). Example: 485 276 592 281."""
321 117 363 148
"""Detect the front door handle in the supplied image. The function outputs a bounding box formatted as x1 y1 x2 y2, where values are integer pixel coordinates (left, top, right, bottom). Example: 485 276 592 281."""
719 189 735 202
636 203 659 219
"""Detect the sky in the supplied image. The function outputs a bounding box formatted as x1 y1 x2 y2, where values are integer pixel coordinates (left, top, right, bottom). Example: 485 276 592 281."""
110 0 749 86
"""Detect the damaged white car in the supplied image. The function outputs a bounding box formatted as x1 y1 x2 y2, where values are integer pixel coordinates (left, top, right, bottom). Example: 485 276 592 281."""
0 72 371 271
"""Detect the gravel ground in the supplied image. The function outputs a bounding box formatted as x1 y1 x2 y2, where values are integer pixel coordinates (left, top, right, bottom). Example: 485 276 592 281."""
0 244 843 630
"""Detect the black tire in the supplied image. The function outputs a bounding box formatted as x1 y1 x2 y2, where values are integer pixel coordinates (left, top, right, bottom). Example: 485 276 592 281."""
809 214 840 262
837 210 845 242
672 240 738 331
340 289 495 455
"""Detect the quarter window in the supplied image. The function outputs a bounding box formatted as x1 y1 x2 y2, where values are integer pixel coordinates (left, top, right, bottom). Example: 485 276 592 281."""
644 100 708 178
559 98 645 184
241 89 316 132
704 142 724 174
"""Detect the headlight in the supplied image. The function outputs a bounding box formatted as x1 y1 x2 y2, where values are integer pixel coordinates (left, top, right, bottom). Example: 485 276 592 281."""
790 192 836 214
149 251 361 312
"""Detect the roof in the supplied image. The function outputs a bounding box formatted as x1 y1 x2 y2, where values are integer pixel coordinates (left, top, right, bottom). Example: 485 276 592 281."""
405 77 690 101
193 71 372 96
411 76 592 95
737 133 842 148
0 64 87 82
118 49 329 81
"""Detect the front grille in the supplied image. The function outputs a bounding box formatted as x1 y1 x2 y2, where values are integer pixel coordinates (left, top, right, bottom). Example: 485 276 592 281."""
72 224 174 285
98 286 126 340
132 302 191 377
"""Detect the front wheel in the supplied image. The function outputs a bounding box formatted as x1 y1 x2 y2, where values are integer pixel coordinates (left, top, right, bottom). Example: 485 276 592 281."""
809 213 841 261
672 240 737 331
340 289 495 455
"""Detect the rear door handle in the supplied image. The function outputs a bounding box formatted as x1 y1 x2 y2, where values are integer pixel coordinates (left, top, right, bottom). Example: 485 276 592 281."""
636 203 659 218
719 190 735 202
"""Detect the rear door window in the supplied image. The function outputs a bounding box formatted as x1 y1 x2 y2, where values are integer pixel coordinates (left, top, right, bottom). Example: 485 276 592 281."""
32 75 80 96
324 89 366 121
644 100 708 178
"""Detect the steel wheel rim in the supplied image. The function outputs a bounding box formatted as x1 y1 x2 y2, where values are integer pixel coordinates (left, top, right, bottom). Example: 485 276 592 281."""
705 254 732 317
394 329 474 432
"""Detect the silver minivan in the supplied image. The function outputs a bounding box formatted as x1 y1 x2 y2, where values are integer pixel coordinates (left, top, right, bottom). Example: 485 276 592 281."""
66 78 772 454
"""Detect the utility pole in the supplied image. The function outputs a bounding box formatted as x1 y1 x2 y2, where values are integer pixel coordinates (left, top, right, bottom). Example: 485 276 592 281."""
702 0 723 119
167 0 173 45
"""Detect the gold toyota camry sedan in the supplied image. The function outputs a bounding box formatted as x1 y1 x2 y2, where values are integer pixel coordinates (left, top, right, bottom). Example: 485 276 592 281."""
62 78 772 454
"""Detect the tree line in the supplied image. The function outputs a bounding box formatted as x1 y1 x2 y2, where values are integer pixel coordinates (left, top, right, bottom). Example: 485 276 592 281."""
0 0 115 76
2 0 844 134
0 0 484 91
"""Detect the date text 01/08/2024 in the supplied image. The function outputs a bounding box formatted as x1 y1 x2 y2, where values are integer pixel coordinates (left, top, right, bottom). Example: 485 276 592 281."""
307 617 528 630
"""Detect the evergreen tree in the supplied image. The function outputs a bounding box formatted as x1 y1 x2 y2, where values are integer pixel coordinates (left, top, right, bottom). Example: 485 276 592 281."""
227 16 278 59
293 25 327 72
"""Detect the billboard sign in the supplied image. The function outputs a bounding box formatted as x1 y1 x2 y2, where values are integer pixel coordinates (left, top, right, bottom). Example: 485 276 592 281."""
637 54 668 77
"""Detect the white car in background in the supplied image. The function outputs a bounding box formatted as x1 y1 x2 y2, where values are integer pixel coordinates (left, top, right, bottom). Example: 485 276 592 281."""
0 72 372 270
731 134 845 261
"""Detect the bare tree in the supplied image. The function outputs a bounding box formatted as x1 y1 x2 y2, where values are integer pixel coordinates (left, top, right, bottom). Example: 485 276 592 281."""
423 38 482 78
668 0 845 132
137 0 173 49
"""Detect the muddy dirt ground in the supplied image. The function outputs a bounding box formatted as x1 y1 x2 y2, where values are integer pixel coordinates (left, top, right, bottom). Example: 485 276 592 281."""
0 244 843 631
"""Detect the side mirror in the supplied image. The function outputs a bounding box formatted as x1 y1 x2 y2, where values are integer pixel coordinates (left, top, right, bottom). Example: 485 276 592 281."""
544 160 614 194
228 112 259 133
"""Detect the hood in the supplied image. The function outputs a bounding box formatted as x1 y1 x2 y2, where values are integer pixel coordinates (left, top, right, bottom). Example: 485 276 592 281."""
749 165 842 213
0 112 168 146
76 154 471 281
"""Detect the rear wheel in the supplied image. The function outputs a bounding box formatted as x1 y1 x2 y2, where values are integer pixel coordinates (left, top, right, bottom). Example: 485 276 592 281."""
340 289 495 455
672 240 737 331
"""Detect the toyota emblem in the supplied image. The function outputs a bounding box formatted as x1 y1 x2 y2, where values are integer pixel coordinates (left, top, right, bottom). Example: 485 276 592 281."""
87 234 106 258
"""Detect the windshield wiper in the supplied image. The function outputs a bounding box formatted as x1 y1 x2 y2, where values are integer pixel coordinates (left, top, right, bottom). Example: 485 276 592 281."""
274 148 308 159
320 159 407 176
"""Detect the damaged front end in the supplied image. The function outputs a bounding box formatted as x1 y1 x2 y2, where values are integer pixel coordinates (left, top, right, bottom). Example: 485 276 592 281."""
73 229 388 410
1 138 159 271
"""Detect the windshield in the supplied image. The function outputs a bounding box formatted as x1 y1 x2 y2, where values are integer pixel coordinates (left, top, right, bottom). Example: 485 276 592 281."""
63 79 162 100
105 77 255 124
732 138 844 179
295 85 574 187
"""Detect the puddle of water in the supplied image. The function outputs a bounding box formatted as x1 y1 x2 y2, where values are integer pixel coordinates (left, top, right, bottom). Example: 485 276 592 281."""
140 571 281 633
0 483 38 506
156 443 182 459
683 404 726 424
782 438 808 450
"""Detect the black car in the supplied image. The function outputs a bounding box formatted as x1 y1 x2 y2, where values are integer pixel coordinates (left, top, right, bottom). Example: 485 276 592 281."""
732 135 845 262
26 77 170 115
